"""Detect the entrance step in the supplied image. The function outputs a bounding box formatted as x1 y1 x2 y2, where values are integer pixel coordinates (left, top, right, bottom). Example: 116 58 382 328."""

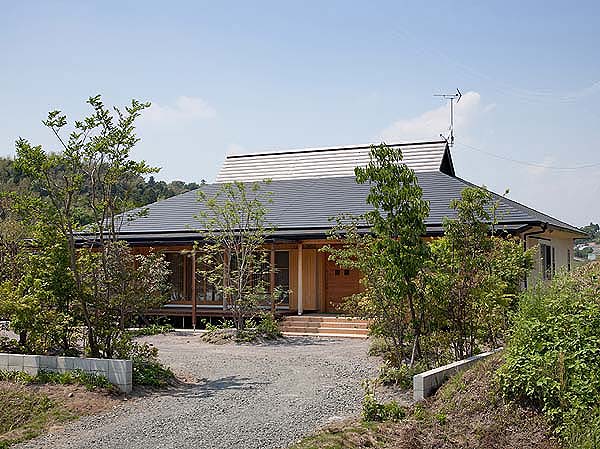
279 315 370 338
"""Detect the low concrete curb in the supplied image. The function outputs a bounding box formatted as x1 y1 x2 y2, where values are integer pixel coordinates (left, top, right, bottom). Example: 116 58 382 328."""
0 352 132 393
413 348 502 401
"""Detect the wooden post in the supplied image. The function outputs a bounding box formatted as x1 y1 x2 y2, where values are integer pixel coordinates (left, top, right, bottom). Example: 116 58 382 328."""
223 249 229 310
191 251 197 330
270 244 276 315
297 242 303 316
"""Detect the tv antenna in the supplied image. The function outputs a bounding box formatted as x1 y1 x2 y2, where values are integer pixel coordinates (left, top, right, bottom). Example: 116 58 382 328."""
434 88 462 146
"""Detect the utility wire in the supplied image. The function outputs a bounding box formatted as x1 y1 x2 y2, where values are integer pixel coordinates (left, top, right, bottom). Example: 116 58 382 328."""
454 141 600 170
390 27 600 105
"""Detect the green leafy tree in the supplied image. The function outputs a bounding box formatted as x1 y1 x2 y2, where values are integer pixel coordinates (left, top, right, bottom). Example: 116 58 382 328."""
324 144 430 367
426 187 533 360
77 241 169 358
577 222 600 244
196 181 273 332
0 193 77 353
15 95 169 357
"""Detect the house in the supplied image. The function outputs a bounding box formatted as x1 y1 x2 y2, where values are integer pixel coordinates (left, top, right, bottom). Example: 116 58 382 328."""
117 141 585 326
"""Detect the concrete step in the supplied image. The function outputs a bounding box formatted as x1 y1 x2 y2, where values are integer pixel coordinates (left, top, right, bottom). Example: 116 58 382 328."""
283 315 367 322
282 331 368 339
279 315 370 339
280 321 368 329
279 325 368 335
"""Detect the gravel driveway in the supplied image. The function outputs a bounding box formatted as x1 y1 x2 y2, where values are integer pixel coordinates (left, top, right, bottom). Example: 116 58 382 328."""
16 333 378 449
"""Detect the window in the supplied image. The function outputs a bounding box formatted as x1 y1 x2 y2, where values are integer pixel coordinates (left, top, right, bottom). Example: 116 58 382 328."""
196 260 222 304
540 244 555 280
567 249 571 272
165 252 187 301
274 251 290 305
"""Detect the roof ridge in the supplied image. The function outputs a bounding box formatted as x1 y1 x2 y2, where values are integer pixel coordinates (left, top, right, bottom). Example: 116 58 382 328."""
225 140 447 159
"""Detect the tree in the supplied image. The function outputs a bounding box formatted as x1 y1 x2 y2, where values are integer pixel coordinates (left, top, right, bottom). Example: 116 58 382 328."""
0 193 77 353
577 222 600 244
15 95 169 358
426 187 533 360
196 181 273 332
77 241 169 358
324 144 430 367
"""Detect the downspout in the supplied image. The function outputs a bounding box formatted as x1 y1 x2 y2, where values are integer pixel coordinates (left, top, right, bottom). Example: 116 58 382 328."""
522 222 548 289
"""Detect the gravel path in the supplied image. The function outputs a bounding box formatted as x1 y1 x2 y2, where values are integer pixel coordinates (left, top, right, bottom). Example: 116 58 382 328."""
16 333 378 449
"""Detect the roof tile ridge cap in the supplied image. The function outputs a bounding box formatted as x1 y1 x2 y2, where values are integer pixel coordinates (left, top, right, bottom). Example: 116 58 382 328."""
224 140 448 159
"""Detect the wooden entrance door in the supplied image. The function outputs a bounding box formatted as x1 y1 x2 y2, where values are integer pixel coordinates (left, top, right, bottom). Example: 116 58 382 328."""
325 259 360 313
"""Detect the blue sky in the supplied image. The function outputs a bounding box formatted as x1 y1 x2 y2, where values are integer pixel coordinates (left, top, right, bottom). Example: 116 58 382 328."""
1 1 598 226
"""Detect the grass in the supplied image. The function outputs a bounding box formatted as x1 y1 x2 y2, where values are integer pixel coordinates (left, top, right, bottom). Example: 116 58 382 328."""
290 421 386 449
0 369 121 447
0 384 77 448
0 369 117 392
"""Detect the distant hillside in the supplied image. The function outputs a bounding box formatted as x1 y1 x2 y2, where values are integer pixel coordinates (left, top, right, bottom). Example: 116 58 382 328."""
0 156 202 209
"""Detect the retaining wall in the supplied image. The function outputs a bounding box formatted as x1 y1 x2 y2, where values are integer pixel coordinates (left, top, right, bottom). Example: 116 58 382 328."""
0 352 132 393
413 348 502 401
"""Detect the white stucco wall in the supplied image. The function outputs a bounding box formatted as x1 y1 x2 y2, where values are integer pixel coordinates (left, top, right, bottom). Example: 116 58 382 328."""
522 227 575 286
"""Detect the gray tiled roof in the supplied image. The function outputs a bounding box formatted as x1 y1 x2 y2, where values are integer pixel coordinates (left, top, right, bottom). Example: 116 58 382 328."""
115 171 583 241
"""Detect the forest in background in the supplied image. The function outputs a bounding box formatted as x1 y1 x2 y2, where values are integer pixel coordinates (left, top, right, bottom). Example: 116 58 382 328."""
0 156 201 213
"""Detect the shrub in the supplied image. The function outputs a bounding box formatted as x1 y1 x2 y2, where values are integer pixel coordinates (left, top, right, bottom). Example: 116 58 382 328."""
498 262 600 440
361 380 405 422
0 337 25 354
125 341 175 387
378 361 426 389
256 313 282 340
132 360 174 387
563 407 600 449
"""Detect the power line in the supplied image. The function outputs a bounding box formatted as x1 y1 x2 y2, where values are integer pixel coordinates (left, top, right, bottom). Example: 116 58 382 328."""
454 141 600 170
390 27 600 105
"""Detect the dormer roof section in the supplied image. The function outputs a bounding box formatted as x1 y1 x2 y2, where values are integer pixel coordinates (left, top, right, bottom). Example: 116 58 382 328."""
215 140 453 183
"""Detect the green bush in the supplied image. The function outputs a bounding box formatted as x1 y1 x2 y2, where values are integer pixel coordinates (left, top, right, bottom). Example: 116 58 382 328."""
126 341 175 387
498 262 600 441
361 380 405 422
0 337 25 354
378 361 426 389
256 313 282 339
132 360 174 387
563 407 600 449
0 368 114 391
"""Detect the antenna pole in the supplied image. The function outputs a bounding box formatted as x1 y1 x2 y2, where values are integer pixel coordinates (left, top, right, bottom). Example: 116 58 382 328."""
434 88 462 146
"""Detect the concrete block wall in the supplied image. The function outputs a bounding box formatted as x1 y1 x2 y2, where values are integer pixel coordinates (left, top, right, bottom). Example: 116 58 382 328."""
0 353 132 393
413 348 502 401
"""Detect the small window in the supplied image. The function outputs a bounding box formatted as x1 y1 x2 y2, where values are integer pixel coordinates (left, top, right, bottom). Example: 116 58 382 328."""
567 249 571 272
540 243 555 280
335 269 340 276
344 269 350 276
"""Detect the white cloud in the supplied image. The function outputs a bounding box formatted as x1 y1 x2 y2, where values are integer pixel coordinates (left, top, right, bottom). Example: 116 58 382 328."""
143 96 216 123
379 91 483 142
